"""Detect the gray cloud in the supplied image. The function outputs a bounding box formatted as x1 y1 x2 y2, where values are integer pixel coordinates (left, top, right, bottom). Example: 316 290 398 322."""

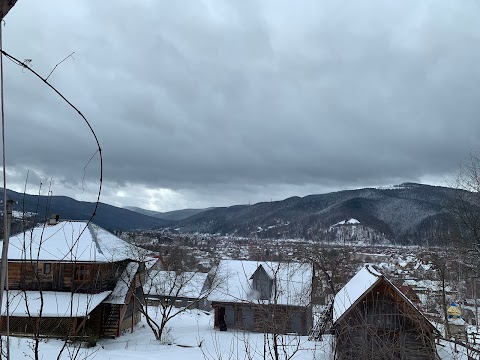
2 0 480 211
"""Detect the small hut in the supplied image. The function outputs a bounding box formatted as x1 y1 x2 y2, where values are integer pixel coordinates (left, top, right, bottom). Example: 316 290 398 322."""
332 265 438 360
208 260 313 335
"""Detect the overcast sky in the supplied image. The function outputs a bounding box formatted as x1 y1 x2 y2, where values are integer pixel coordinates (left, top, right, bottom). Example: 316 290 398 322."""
2 0 480 212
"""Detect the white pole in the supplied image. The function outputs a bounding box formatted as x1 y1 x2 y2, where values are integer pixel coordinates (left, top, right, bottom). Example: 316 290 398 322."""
0 20 11 360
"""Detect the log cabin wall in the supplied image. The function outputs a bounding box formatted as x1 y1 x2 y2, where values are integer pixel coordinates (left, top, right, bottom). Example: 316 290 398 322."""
1 316 75 338
119 284 143 331
7 260 129 293
334 282 436 360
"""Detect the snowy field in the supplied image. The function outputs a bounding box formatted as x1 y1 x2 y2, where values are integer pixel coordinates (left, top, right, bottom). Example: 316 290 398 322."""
2 307 472 360
4 308 332 360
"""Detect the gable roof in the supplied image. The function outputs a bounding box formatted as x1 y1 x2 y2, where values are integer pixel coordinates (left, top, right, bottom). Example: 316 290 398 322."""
1 221 145 262
250 264 271 280
333 264 436 332
333 264 382 323
208 260 312 306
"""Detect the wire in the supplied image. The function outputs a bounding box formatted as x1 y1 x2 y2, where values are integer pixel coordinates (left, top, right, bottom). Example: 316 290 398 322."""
0 48 103 263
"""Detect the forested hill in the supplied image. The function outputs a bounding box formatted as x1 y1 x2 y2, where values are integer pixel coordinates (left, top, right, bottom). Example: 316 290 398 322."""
1 183 474 246
173 183 471 246
0 188 173 233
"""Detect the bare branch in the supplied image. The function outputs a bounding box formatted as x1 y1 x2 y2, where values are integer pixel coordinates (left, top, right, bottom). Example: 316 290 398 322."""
1 48 102 233
45 51 75 81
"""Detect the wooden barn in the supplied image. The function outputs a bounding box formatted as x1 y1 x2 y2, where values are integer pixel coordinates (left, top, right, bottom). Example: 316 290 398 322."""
0 219 147 340
208 260 313 335
331 265 439 360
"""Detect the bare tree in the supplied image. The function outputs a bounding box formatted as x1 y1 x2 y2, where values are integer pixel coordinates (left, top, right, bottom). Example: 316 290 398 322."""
450 153 480 254
252 262 307 360
123 245 221 343
2 203 99 359
0 42 102 359
334 296 438 360
204 260 312 360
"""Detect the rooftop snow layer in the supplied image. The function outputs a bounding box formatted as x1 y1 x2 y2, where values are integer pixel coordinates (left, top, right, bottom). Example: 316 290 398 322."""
1 290 111 317
2 221 145 262
144 271 208 299
333 264 382 323
208 260 312 306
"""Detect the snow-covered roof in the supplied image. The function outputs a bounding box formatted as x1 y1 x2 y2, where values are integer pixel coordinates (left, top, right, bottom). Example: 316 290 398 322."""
333 265 436 332
1 290 111 317
333 264 382 323
143 271 208 299
104 262 139 304
2 221 146 262
208 260 312 306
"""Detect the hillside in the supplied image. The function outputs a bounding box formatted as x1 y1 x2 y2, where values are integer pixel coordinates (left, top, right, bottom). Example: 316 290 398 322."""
173 183 471 245
124 206 212 221
1 183 474 245
0 188 173 231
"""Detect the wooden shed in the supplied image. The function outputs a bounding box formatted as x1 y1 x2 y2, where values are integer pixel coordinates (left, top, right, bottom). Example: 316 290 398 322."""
331 265 439 360
208 260 313 335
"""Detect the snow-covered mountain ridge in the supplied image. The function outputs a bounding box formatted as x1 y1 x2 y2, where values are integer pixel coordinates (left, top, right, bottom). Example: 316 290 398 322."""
174 183 472 246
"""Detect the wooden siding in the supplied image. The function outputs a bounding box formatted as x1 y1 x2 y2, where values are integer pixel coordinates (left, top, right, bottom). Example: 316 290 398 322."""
2 260 144 340
0 316 75 338
213 302 312 335
7 260 128 293
334 281 436 360
251 266 273 300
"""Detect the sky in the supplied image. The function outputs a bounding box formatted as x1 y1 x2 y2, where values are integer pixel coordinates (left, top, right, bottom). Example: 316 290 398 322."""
2 0 480 212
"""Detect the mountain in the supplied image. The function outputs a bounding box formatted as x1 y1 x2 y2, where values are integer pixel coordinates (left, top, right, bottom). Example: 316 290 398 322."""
0 188 174 231
1 183 474 246
173 183 471 245
124 206 213 221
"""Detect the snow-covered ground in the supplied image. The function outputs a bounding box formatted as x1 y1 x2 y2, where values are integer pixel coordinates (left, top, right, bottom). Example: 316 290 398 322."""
2 307 472 359
4 308 332 360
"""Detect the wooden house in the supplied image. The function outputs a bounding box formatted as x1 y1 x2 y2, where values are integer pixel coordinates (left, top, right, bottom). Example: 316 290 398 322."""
0 220 147 340
143 270 211 310
208 260 313 335
331 265 439 360
396 284 421 304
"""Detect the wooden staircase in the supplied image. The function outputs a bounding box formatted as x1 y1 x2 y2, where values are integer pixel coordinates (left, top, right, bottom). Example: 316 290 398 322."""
102 305 121 339
308 301 333 341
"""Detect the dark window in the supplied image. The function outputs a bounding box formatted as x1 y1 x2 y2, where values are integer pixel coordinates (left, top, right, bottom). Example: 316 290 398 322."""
44 263 51 275
74 265 91 281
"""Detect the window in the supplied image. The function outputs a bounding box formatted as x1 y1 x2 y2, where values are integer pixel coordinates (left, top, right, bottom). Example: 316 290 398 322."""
44 263 51 275
74 265 91 281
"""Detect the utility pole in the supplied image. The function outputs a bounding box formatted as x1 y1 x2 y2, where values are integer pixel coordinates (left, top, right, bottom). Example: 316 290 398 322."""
0 3 19 359
0 199 12 359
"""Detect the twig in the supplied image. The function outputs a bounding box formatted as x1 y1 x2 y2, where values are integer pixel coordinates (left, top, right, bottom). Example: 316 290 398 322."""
1 48 103 251
45 51 75 81
82 149 99 194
